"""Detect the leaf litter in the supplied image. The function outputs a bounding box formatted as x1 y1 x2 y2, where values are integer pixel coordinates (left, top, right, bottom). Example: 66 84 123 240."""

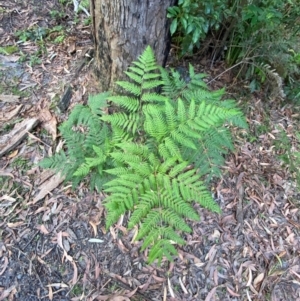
0 1 300 300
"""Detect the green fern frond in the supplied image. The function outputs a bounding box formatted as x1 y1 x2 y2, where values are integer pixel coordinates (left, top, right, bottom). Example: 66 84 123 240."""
127 193 156 228
135 210 162 238
141 93 168 103
116 141 150 157
73 163 90 177
171 131 197 149
39 151 69 174
141 226 185 251
161 65 208 101
168 161 189 178
110 152 143 165
116 81 141 96
161 209 192 232
137 45 157 67
86 123 110 151
73 145 107 177
140 226 185 264
128 162 153 177
142 80 164 90
145 97 241 165
157 157 178 174
41 92 113 191
59 104 83 127
143 73 161 80
124 71 143 84
132 61 145 70
107 96 139 112
227 113 248 129
144 108 167 138
90 173 110 191
101 112 140 134
105 200 127 226
111 126 132 142
128 66 144 76
148 153 161 170
160 137 183 160
148 239 178 264
88 92 109 116
165 101 177 129
195 191 221 213
206 127 234 151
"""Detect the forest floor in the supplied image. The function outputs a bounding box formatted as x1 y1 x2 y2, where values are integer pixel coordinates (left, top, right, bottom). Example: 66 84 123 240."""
1 1 300 301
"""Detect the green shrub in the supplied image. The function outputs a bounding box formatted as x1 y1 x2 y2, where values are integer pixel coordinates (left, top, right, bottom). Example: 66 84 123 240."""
167 0 227 54
40 46 247 264
225 1 300 99
168 0 300 100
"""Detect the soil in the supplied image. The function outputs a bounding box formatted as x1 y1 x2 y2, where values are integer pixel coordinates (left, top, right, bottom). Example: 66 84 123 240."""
0 1 300 301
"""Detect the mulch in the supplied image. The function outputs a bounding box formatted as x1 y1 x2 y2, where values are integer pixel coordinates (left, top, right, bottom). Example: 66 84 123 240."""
0 1 300 300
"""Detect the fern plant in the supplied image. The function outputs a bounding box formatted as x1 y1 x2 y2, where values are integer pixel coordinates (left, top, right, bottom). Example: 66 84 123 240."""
40 92 114 191
40 46 247 264
160 64 247 180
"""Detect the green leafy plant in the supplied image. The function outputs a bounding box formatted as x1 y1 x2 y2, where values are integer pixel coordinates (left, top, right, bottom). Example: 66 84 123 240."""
83 17 92 26
40 92 114 191
234 1 300 100
15 27 48 42
0 45 19 55
40 46 247 264
28 52 42 66
168 0 300 100
167 0 226 54
50 10 66 21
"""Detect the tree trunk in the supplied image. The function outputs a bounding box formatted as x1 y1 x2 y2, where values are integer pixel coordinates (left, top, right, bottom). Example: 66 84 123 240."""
90 0 177 91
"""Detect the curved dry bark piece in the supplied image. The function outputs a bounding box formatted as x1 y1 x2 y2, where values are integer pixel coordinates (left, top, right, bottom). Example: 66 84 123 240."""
0 117 39 157
0 104 23 122
32 172 65 204
0 95 20 103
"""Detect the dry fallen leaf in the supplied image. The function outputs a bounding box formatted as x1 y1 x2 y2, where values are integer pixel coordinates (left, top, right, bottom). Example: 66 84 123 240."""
211 229 221 240
253 272 265 289
109 226 117 240
0 118 39 157
0 285 16 300
48 285 53 301
56 231 73 263
32 172 65 204
0 257 9 276
36 224 50 235
246 267 253 287
163 286 167 301
7 150 18 159
226 286 241 297
67 36 77 54
0 95 20 103
0 104 22 121
1 55 20 62
39 108 57 140
7 222 24 228
89 221 99 236
72 261 78 285
179 277 188 294
204 287 217 301
167 278 175 298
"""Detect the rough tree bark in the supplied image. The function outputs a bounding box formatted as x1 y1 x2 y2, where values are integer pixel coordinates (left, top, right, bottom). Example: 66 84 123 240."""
90 0 177 91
